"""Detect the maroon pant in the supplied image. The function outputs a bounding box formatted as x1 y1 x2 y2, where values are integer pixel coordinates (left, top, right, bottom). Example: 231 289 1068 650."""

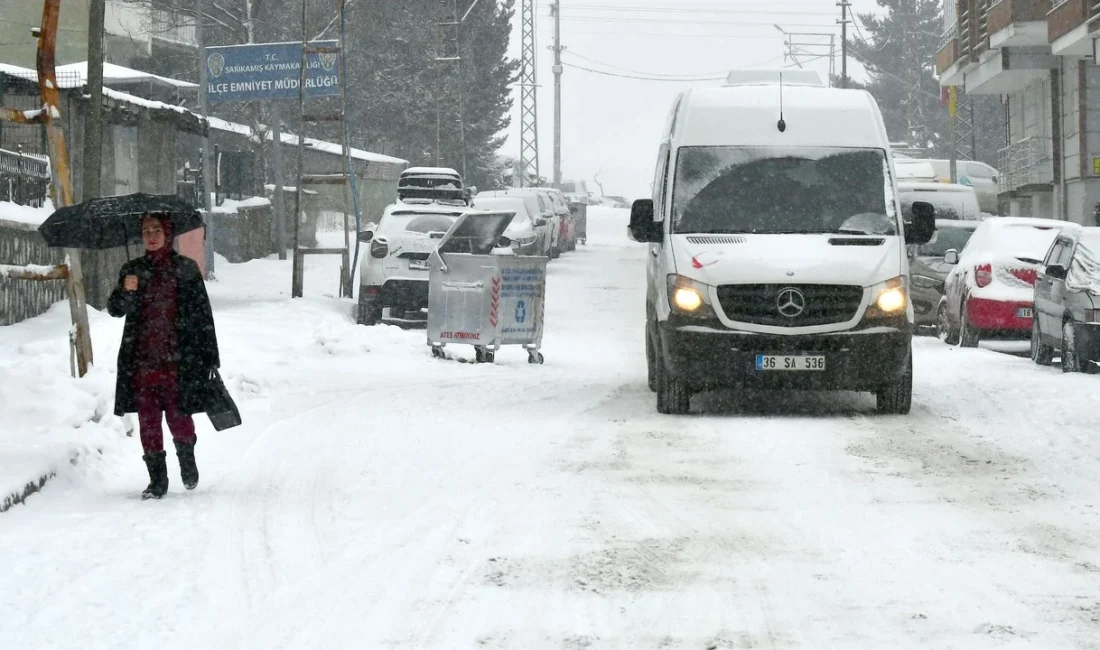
135 369 196 453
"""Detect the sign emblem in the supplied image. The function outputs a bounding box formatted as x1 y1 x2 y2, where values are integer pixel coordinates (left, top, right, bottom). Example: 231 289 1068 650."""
319 52 338 72
776 287 805 318
206 52 225 78
515 300 527 324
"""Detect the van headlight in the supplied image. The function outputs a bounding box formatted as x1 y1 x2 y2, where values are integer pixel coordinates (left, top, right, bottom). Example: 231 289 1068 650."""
667 274 717 318
865 277 908 319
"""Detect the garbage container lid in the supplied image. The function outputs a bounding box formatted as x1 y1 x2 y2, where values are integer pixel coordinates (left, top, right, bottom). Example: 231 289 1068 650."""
438 210 517 255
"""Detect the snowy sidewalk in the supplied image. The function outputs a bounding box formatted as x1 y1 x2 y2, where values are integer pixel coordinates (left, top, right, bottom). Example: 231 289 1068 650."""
0 305 130 512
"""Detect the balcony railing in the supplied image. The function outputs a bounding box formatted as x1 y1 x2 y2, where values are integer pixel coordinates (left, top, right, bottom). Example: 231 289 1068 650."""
1049 0 1092 41
988 0 1049 34
998 137 1046 192
149 8 197 47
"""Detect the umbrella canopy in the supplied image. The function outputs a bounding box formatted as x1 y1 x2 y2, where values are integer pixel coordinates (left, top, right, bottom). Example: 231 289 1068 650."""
37 193 205 250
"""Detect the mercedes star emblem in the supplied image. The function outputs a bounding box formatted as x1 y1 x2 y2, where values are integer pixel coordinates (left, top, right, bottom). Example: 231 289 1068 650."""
776 287 806 318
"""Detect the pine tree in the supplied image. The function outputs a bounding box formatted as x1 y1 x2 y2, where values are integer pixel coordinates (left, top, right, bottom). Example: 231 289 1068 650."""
843 0 1004 165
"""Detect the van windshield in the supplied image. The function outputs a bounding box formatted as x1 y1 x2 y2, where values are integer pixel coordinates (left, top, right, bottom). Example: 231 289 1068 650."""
671 146 898 236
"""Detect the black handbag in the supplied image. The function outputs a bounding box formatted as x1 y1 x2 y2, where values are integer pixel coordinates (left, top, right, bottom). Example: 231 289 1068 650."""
205 368 242 431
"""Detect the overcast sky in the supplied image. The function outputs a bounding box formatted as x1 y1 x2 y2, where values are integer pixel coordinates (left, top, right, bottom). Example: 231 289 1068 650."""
501 0 883 199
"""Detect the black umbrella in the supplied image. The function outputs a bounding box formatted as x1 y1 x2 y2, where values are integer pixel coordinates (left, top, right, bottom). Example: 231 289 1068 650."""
37 193 205 250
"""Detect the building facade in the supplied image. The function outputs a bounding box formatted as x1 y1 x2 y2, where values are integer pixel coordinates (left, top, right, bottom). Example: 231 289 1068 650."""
937 0 1100 223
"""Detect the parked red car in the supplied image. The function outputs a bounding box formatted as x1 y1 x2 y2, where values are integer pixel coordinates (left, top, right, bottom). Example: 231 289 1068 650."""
938 217 1076 346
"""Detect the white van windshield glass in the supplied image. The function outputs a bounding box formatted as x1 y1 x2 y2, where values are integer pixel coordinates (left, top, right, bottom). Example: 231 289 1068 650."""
671 146 897 236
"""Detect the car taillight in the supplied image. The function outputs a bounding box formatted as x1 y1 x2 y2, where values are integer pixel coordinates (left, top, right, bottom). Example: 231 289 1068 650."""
975 263 993 288
370 239 388 258
1011 268 1038 286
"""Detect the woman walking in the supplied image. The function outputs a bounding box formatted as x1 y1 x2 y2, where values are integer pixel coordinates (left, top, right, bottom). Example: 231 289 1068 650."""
108 212 221 499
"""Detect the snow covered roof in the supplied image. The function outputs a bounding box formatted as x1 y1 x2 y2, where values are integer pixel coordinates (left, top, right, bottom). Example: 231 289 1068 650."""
208 117 407 166
0 62 196 91
54 62 198 90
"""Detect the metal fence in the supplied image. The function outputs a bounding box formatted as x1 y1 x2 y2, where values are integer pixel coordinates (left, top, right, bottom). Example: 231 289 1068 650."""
998 136 1046 193
0 147 50 207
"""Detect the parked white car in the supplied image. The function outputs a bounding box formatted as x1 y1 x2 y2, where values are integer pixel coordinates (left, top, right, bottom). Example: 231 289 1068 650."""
476 189 557 257
470 195 545 256
356 202 472 326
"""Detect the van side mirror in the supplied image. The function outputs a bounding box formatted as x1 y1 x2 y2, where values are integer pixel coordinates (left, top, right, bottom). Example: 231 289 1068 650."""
629 199 662 243
904 201 935 245
357 230 374 243
944 249 960 265
1045 263 1067 280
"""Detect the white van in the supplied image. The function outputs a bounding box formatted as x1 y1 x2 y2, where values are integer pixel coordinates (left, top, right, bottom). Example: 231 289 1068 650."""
629 72 936 415
898 181 982 221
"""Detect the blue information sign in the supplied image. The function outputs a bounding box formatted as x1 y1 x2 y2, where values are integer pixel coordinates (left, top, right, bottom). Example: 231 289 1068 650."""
204 41 341 103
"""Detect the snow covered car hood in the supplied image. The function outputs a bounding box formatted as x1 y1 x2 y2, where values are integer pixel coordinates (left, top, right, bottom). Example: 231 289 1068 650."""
670 233 904 287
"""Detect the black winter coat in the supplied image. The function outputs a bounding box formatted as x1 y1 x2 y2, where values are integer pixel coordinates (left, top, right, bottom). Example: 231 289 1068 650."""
107 253 221 416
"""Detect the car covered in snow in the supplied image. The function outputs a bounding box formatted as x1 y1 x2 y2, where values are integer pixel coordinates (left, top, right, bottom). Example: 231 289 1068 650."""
469 195 545 256
1031 225 1100 373
629 69 935 415
907 219 979 328
397 167 470 205
475 189 557 257
937 217 1076 346
356 202 472 326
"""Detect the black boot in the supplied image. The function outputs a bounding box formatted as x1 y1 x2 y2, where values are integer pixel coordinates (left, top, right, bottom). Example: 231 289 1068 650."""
141 451 169 500
174 439 199 490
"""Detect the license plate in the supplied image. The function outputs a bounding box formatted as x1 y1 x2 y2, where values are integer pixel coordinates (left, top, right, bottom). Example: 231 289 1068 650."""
408 259 429 270
756 355 826 371
1017 307 1034 318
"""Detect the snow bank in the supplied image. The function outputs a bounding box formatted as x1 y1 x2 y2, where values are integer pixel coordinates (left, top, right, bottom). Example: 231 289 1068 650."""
0 304 131 511
0 200 54 227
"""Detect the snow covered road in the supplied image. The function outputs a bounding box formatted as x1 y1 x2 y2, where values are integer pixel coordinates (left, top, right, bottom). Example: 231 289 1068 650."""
4 208 1100 649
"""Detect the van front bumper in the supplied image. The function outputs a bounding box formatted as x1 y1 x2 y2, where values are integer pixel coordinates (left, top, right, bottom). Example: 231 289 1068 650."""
657 317 911 392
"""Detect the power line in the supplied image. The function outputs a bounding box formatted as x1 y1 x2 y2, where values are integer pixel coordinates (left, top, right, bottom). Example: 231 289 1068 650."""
560 52 792 83
561 61 726 82
554 15 835 28
537 4 835 17
562 50 733 78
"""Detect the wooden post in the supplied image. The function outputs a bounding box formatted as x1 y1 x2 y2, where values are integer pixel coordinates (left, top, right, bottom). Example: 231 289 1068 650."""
38 0 94 376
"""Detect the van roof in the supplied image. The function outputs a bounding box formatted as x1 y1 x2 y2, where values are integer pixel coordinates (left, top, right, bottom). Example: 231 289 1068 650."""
673 85 888 149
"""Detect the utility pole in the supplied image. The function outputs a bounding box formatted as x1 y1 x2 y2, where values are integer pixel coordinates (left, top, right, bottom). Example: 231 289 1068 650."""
551 0 562 189
197 0 215 279
838 0 850 88
82 0 105 202
518 0 539 186
270 105 287 260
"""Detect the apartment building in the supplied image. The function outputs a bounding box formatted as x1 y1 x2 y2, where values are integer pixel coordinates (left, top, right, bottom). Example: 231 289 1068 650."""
937 0 1100 223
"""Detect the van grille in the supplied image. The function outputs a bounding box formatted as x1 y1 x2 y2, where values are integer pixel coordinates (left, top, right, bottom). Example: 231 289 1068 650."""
716 284 864 327
686 235 745 245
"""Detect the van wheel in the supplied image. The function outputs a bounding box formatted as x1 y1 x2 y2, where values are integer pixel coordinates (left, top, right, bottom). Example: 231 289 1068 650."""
646 322 657 392
550 245 561 260
875 352 912 415
655 346 691 415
